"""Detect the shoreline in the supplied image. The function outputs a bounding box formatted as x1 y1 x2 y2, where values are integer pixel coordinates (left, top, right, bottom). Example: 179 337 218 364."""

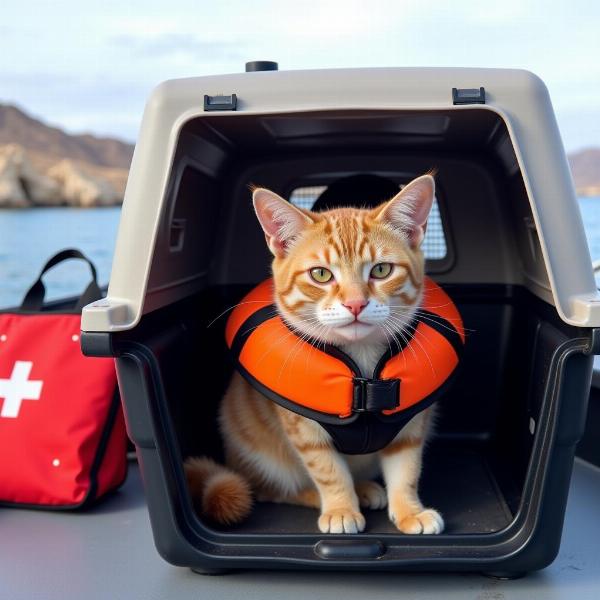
2 196 600 209
0 202 123 209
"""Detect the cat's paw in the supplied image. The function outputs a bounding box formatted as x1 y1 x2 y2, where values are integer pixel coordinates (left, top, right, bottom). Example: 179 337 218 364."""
318 508 366 534
390 508 444 534
355 481 387 510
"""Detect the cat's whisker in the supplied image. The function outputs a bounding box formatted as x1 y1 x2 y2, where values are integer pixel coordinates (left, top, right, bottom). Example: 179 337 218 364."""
407 314 469 331
281 319 328 370
413 294 454 310
392 305 463 321
384 317 437 376
253 324 314 368
378 324 393 362
383 321 420 368
277 325 320 383
305 323 328 372
276 333 309 382
399 324 438 353
394 323 437 376
387 314 434 341
207 300 274 329
238 310 280 337
388 318 439 360
398 293 475 332
384 323 412 371
391 304 459 320
390 308 473 334
379 323 408 370
309 323 331 370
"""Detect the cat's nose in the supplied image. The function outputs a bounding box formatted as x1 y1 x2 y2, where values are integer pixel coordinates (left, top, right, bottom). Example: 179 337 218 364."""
343 299 368 316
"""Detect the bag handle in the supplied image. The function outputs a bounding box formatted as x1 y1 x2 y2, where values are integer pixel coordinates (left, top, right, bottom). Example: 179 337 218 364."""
20 249 102 312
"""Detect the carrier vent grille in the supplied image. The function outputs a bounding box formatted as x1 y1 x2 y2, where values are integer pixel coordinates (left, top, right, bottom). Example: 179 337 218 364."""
289 185 447 261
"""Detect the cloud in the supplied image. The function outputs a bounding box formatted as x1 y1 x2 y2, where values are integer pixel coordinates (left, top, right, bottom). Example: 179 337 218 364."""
0 72 79 88
112 32 244 61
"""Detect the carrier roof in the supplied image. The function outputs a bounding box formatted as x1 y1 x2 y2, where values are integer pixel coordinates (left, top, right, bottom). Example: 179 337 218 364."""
81 67 600 332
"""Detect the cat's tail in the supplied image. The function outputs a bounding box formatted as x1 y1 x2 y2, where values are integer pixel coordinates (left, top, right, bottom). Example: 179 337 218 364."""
183 456 253 525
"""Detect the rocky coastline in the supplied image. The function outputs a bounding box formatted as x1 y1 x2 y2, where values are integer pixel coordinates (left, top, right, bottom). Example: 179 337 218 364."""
0 144 123 208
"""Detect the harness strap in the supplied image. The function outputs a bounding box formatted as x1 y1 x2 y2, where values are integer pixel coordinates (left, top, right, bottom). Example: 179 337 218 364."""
323 364 461 454
229 304 276 359
410 310 464 358
321 413 413 455
352 377 400 413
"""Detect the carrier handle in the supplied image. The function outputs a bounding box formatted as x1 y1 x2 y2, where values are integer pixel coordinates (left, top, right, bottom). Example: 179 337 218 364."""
20 249 102 312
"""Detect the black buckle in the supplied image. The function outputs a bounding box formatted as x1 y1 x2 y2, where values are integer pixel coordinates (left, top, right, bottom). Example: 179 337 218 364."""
204 94 238 111
352 377 400 413
452 87 486 105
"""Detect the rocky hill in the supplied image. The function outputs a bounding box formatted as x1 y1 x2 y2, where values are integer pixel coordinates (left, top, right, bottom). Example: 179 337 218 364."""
569 148 600 197
0 103 133 207
0 104 133 169
1 101 600 206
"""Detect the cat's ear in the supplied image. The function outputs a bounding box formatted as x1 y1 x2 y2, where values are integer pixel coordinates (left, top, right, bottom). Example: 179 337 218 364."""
372 174 435 249
252 188 314 257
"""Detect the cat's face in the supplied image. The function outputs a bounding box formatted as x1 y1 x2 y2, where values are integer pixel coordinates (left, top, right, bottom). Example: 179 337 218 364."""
252 175 434 346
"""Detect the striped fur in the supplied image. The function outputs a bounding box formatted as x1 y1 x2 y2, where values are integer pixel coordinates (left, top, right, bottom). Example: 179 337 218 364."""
186 174 443 534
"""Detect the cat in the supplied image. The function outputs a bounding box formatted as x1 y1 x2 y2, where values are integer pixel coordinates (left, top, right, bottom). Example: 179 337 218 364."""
185 173 443 535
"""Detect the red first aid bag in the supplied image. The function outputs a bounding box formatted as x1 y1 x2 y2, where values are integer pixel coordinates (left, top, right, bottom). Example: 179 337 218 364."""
0 249 127 508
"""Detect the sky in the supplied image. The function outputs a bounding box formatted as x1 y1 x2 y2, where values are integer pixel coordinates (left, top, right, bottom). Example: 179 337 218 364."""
1 0 599 153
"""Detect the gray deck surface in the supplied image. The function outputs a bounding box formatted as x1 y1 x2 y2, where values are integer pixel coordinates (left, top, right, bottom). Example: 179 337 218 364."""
2 458 599 600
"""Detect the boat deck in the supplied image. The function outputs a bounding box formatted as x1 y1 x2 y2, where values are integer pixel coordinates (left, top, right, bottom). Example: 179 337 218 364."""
2 458 599 600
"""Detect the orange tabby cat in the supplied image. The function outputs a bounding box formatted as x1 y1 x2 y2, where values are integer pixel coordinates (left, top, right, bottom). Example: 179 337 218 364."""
185 174 443 534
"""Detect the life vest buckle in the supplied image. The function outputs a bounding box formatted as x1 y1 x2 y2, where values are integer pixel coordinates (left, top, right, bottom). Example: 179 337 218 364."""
352 377 401 413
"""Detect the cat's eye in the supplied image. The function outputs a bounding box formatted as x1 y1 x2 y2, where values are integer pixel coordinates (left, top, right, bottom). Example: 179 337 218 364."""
310 267 333 283
370 262 393 279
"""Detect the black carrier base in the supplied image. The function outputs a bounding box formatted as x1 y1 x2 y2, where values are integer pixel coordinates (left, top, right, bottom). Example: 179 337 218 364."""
87 283 595 575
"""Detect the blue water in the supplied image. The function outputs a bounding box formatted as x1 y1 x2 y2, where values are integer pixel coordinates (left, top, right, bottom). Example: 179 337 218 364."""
0 207 121 309
0 199 600 309
579 197 600 261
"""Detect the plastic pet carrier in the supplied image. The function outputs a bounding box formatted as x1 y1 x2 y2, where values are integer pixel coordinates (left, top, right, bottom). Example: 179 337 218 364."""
81 66 599 576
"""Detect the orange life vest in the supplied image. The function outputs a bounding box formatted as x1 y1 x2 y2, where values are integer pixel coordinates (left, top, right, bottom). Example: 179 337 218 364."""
226 277 465 454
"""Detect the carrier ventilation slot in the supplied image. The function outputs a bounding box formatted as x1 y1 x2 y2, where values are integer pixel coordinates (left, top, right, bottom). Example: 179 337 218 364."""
524 216 539 262
452 87 486 105
169 218 186 252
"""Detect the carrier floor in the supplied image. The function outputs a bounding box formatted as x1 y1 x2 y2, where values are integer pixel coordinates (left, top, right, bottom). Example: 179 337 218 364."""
220 442 515 535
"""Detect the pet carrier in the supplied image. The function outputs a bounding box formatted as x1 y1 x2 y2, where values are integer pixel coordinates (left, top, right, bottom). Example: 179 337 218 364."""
81 66 599 576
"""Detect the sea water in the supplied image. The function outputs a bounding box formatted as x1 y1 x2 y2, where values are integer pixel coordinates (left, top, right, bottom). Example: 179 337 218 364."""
0 207 120 308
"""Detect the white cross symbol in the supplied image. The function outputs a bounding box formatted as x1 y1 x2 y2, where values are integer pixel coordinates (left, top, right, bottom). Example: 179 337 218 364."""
0 361 43 418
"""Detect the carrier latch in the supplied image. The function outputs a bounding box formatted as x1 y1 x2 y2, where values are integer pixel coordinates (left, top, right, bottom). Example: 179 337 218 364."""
204 94 238 111
352 377 400 413
452 87 486 105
